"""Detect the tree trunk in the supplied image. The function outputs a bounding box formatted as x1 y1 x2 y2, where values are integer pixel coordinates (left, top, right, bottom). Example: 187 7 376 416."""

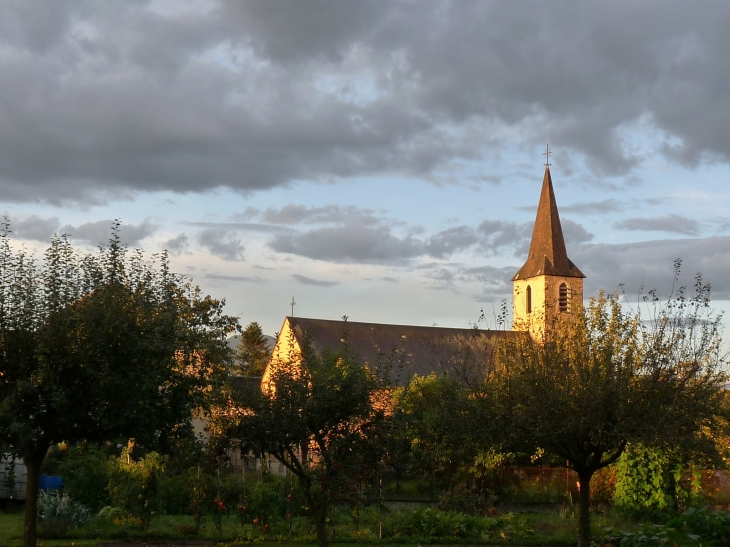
313 506 329 547
577 469 593 547
23 454 43 547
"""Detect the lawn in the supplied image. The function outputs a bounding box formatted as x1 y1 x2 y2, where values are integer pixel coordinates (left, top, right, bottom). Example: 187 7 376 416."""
0 507 723 547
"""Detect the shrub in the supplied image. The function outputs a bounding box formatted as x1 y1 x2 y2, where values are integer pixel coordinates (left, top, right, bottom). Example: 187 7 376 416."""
158 473 193 515
667 507 730 544
237 474 286 528
58 444 111 512
614 444 684 519
108 450 165 529
37 490 90 537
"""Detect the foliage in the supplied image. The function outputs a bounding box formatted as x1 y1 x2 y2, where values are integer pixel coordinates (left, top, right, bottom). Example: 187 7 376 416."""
602 525 673 547
37 490 90 537
667 507 730 545
388 507 532 540
394 374 481 494
237 473 287 529
613 443 697 518
487 282 728 547
0 221 239 547
57 444 111 513
231 325 389 547
236 321 272 377
108 449 165 529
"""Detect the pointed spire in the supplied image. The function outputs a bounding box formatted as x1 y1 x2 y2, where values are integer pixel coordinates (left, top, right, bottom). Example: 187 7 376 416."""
512 165 585 281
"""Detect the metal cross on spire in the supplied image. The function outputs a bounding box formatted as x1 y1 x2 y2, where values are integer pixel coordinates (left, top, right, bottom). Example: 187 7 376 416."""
290 296 296 316
543 136 552 166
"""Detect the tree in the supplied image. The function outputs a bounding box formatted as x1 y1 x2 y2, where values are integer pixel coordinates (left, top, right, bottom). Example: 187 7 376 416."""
394 373 479 495
236 321 271 376
486 283 727 547
0 222 238 547
231 332 388 547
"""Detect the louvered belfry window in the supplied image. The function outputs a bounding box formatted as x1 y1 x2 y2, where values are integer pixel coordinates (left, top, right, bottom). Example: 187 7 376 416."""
559 283 569 312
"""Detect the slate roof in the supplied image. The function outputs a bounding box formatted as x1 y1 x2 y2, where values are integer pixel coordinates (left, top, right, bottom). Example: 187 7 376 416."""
284 316 520 386
512 166 585 281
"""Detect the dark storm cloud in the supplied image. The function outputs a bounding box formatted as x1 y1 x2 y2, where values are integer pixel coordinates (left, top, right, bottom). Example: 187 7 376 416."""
2 1 730 202
198 228 245 261
60 219 157 246
292 274 339 287
614 214 700 236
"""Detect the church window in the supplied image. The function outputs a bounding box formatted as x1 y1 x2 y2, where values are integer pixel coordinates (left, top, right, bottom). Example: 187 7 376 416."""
559 283 570 313
526 285 532 314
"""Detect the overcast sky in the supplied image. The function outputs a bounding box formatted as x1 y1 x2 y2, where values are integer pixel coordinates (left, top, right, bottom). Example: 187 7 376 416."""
2 0 730 335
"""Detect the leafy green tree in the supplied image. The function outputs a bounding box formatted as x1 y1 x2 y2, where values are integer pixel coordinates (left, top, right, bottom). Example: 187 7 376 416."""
394 374 480 495
487 284 727 547
231 333 388 547
236 321 271 376
0 222 238 547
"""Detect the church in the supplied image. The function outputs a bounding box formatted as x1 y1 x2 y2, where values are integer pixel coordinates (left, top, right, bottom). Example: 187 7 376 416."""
262 162 584 386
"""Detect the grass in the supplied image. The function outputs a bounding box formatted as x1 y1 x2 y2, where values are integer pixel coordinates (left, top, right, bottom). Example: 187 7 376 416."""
0 506 721 547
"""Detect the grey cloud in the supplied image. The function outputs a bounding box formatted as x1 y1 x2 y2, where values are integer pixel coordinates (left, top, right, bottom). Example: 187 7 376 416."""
560 199 624 215
614 214 700 236
426 225 479 258
10 214 60 242
4 2 730 202
574 236 730 300
292 274 339 287
258 204 378 225
459 264 516 298
60 219 157 246
270 223 424 264
205 273 265 283
190 221 291 234
198 228 245 261
477 220 532 254
562 219 594 245
164 233 189 255
423 268 457 290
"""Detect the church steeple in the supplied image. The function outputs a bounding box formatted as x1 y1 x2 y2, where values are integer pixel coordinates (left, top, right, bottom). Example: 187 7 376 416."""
512 162 585 339
512 165 584 281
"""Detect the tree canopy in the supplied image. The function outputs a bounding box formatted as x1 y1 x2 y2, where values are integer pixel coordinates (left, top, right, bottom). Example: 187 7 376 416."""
0 222 238 547
486 283 727 547
231 332 389 547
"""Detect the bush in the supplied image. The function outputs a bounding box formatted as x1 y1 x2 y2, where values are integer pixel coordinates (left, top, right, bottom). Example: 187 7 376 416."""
237 473 286 528
158 473 193 515
58 444 111 512
387 508 533 539
667 507 730 544
37 490 90 537
438 483 496 515
108 450 165 529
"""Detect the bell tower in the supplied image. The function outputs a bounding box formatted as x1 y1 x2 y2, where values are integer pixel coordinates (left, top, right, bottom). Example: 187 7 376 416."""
512 160 585 340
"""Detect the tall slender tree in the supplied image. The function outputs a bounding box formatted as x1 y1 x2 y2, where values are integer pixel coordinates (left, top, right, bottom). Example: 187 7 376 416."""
0 221 238 547
236 321 271 376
